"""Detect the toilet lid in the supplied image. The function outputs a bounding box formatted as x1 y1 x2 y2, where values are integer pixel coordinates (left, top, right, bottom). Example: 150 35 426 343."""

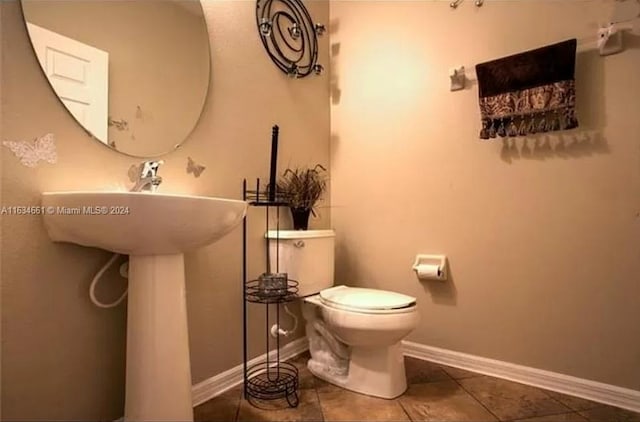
320 286 416 311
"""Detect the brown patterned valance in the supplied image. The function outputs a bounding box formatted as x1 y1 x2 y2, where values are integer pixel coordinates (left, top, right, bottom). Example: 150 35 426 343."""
475 39 578 139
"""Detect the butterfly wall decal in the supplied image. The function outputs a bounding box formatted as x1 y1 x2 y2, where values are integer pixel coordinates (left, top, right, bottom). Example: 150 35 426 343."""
2 133 58 168
187 156 206 178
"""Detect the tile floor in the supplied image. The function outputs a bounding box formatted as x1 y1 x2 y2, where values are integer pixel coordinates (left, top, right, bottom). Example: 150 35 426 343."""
195 352 640 422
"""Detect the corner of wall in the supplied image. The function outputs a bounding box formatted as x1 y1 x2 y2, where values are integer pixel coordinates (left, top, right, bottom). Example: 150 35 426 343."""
0 0 5 417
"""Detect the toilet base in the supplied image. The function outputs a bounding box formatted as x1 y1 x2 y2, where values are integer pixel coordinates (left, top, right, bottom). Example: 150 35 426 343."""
307 342 407 399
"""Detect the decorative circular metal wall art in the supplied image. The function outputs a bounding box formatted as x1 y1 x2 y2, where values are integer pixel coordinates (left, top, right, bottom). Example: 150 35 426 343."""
256 0 325 78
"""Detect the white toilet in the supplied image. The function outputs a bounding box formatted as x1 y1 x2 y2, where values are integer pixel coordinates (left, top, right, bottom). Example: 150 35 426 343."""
267 229 419 399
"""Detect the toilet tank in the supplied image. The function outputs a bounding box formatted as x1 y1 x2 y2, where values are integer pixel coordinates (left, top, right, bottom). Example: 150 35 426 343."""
266 230 335 297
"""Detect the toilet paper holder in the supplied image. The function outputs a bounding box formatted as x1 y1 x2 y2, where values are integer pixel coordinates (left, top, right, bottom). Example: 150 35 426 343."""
412 254 447 281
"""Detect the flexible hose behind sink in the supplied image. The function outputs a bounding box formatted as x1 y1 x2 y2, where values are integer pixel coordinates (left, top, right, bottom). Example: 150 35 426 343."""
270 304 299 337
89 253 129 308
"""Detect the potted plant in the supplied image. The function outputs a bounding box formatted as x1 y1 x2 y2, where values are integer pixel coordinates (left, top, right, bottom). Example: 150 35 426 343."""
276 164 327 230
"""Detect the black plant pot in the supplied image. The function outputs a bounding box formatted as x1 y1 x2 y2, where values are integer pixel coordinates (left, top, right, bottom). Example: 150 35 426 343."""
290 207 311 230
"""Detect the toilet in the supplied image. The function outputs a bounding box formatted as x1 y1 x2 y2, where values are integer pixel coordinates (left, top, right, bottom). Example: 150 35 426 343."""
267 229 419 399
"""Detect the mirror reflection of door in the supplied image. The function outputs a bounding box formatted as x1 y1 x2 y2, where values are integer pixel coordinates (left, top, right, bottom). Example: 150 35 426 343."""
27 22 109 143
21 1 211 157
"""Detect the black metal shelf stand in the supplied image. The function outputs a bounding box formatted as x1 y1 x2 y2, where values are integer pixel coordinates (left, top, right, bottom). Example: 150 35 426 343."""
242 178 300 408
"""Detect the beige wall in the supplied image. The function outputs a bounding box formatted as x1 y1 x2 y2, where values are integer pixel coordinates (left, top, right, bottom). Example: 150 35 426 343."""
1 0 329 419
22 0 210 157
0 2 3 417
330 1 640 390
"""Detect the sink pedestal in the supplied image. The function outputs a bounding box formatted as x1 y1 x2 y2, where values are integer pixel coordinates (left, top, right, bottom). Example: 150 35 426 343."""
41 191 248 420
125 254 193 421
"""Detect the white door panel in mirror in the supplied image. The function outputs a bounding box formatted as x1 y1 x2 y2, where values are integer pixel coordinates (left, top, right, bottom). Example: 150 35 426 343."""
27 22 109 143
21 0 211 157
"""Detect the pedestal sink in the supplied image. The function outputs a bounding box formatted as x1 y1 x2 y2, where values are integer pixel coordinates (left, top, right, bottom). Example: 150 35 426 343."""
41 191 247 421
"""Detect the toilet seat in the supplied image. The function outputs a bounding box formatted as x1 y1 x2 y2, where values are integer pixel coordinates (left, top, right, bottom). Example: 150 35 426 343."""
319 286 416 314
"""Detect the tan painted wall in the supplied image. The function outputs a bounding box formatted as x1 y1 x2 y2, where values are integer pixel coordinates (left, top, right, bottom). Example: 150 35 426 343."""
1 0 329 419
0 2 3 417
330 0 640 390
22 0 210 157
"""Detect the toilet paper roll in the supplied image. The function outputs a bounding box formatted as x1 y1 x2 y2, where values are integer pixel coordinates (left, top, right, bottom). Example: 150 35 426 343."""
414 264 442 279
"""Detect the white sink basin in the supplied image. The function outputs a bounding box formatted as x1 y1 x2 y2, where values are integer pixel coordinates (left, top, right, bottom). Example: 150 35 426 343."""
41 190 247 421
42 191 247 255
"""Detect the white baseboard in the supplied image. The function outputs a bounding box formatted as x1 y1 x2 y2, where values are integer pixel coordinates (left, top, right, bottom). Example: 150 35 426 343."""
191 337 309 407
188 337 640 413
402 341 640 413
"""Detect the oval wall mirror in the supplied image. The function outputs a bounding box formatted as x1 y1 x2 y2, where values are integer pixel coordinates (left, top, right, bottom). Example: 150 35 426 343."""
20 0 211 157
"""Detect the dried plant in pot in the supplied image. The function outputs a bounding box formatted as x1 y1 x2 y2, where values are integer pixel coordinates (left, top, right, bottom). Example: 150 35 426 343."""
276 164 327 230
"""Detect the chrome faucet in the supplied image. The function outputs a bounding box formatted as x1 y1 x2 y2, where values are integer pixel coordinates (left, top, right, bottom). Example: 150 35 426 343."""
131 160 164 192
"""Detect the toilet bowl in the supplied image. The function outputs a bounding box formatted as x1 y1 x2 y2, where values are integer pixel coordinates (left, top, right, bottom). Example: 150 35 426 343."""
266 230 419 399
318 286 419 346
305 286 419 398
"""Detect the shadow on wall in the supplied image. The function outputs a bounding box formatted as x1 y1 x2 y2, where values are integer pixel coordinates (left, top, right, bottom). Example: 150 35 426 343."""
330 42 341 105
499 132 610 164
329 18 341 105
499 48 610 164
334 238 365 288
625 31 640 50
329 133 340 165
420 260 458 306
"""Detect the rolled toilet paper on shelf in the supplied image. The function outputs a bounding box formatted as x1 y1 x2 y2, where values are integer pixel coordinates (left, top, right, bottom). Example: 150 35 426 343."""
414 264 442 280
